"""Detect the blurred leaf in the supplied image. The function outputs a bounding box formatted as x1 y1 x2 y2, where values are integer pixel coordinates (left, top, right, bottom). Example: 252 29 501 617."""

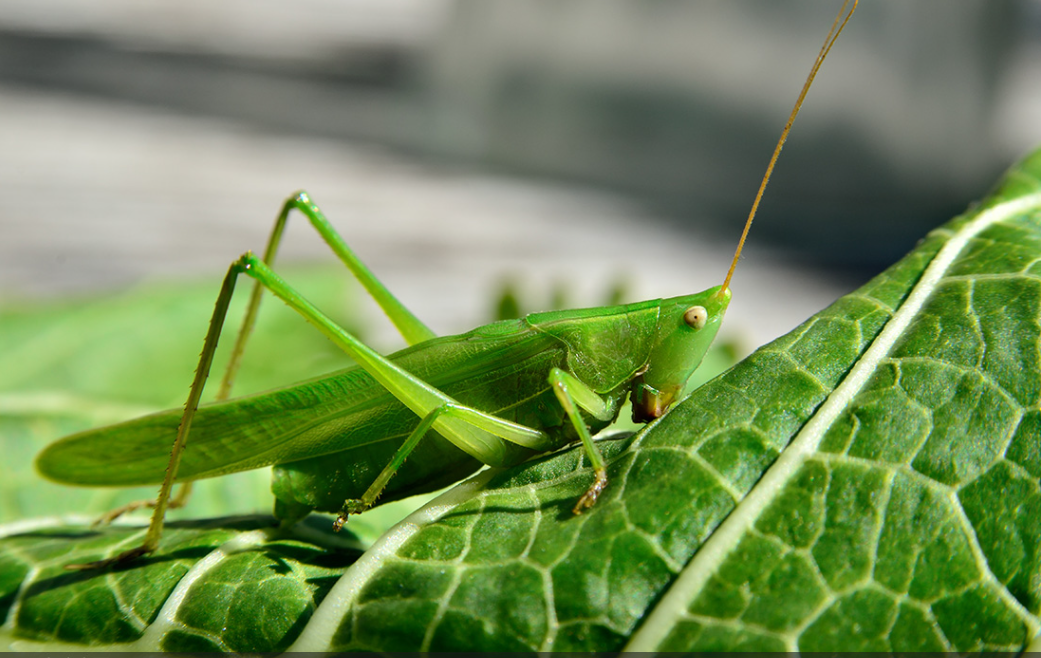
3 148 1041 651
0 266 362 524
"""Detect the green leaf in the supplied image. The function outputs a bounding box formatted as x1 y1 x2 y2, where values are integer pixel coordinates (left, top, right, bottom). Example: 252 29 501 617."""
0 517 362 652
3 147 1041 651
0 267 363 526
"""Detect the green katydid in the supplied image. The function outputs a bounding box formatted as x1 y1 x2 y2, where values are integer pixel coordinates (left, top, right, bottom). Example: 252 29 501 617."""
35 0 856 569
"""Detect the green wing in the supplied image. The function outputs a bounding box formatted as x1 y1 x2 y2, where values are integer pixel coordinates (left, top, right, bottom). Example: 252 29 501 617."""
36 319 565 487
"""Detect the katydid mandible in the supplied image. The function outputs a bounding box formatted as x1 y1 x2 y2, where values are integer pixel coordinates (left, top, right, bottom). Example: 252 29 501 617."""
35 1 856 569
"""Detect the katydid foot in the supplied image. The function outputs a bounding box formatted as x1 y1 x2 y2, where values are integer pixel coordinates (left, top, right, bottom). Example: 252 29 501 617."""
65 544 155 571
333 499 371 531
572 468 608 515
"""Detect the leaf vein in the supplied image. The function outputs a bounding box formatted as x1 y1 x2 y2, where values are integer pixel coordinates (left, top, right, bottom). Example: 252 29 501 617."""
624 191 1041 652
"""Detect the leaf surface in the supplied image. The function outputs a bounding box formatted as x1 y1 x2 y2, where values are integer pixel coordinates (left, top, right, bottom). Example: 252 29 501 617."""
3 148 1041 651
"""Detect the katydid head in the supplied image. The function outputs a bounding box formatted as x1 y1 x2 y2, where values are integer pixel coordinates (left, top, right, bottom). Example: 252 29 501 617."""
630 0 856 423
630 286 731 422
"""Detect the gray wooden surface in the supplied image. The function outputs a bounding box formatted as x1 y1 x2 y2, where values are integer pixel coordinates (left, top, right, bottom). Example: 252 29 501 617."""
0 83 850 351
2 0 1039 276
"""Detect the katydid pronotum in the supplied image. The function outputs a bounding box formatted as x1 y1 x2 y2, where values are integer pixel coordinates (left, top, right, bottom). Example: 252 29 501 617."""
36 1 856 569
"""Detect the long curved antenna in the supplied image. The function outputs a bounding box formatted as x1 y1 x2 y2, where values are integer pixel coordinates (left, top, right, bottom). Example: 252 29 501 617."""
719 0 857 294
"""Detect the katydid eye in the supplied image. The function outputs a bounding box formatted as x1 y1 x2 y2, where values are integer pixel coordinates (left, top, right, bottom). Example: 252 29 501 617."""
684 305 708 330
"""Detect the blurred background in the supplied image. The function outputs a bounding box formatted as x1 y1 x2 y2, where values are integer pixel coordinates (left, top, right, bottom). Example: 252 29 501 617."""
1 0 1040 348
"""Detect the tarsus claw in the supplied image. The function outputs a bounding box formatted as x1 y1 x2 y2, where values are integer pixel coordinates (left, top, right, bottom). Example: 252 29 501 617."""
572 468 608 515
